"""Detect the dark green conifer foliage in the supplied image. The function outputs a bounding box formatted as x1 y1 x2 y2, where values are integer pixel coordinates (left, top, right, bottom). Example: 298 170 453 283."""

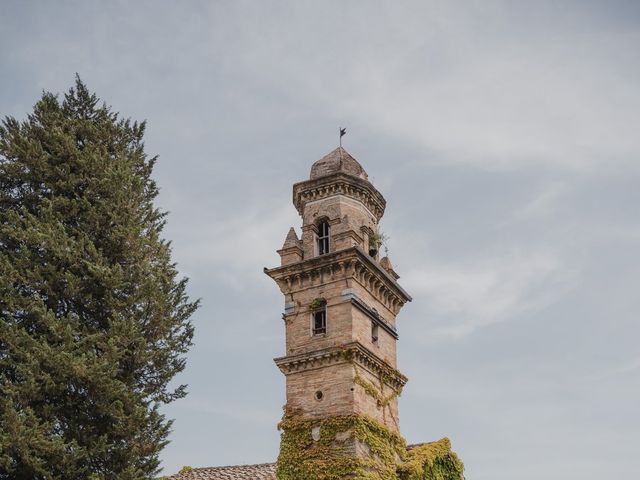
0 77 198 480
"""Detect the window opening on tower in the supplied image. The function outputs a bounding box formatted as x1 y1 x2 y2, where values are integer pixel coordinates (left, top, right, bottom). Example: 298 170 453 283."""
317 221 330 255
312 308 326 336
371 323 379 345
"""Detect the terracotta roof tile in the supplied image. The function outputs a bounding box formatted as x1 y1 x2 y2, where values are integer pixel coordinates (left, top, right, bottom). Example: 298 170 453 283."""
169 463 276 480
169 443 431 478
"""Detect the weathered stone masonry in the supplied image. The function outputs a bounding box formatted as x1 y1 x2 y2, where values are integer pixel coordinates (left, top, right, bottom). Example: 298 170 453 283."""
265 147 411 448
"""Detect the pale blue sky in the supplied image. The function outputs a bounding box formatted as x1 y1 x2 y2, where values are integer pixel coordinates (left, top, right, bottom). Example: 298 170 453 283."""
1 1 640 478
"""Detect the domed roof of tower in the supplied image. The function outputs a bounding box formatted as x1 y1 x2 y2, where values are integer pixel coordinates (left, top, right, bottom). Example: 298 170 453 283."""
310 147 369 181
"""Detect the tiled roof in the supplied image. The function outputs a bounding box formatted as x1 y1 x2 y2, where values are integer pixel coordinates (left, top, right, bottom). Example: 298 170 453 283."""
170 444 427 479
169 463 276 480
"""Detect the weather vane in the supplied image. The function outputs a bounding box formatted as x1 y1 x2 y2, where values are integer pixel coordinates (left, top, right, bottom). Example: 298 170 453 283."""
339 127 346 147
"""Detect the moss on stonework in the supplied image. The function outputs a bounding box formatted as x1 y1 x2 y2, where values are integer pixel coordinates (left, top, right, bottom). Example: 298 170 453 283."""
276 412 464 480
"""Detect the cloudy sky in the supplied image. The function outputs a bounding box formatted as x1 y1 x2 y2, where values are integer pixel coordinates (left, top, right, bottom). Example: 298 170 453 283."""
2 1 640 478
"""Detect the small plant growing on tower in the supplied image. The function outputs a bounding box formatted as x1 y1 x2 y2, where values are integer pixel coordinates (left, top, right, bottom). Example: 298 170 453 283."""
368 232 389 257
309 298 326 310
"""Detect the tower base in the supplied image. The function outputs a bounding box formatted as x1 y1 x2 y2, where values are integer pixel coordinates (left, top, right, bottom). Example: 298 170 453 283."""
276 412 405 480
276 411 464 480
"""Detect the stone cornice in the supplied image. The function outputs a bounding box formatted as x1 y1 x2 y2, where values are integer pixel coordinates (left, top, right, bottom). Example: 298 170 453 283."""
292 173 387 221
273 341 408 390
264 246 411 315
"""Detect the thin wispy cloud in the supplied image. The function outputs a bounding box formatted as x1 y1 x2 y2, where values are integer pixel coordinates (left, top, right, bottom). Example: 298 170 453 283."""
403 249 573 338
516 181 571 219
209 2 640 172
614 356 640 375
167 204 294 287
179 397 276 426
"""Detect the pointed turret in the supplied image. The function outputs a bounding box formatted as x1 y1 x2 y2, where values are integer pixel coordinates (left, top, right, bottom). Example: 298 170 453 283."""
282 227 299 249
380 256 400 280
277 227 302 266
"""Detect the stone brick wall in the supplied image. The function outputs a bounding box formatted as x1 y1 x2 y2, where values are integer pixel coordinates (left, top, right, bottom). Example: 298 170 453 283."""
351 308 397 368
285 362 355 419
284 280 352 356
300 195 378 260
284 358 400 432
353 364 400 432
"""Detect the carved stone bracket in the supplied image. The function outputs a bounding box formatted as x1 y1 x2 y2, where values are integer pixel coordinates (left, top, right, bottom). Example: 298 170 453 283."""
264 247 411 315
274 341 408 390
293 173 387 221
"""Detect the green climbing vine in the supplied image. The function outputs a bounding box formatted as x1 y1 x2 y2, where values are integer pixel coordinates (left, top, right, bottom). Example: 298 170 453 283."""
177 466 193 475
276 409 464 480
277 409 406 480
353 368 402 408
397 438 465 480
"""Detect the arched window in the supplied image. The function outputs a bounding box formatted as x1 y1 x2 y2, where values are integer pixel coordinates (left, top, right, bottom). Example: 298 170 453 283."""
310 298 327 336
317 221 330 255
312 309 326 335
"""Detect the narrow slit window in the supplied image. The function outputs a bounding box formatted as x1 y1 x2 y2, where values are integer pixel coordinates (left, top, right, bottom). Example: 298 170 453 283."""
371 323 379 344
312 309 326 336
317 221 330 255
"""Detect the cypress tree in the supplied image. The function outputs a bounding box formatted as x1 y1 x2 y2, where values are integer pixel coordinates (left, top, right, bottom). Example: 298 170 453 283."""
0 77 198 480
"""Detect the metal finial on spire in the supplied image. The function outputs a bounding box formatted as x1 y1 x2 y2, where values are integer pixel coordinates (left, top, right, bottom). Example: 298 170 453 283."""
338 127 346 165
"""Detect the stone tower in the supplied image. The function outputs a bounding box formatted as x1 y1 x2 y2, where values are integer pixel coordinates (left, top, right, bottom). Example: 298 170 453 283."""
265 147 413 478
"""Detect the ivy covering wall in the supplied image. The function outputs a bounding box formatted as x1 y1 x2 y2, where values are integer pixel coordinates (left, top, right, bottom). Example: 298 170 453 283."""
276 411 464 480
398 438 464 480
